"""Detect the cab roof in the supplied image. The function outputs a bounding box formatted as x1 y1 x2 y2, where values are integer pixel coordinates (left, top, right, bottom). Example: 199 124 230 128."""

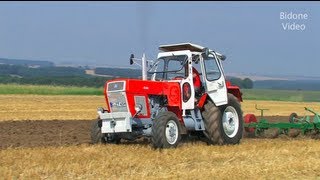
159 42 225 60
159 43 207 52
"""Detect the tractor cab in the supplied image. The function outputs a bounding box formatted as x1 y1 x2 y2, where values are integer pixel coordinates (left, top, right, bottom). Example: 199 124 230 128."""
148 43 229 112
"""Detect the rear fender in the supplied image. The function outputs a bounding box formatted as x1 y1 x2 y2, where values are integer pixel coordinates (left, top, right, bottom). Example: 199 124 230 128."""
226 81 243 102
167 106 183 123
197 93 208 109
227 88 242 102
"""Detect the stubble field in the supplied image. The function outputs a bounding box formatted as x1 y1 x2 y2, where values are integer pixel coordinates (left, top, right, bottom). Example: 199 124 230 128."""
1 94 319 121
1 95 320 179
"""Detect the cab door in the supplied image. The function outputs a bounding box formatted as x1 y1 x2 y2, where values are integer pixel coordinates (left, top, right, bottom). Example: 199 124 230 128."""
200 54 228 106
162 51 195 111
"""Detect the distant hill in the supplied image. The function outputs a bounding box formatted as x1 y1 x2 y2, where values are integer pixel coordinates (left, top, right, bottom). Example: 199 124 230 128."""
0 64 85 77
94 67 142 78
226 73 320 91
253 80 320 91
0 63 109 87
226 73 289 81
0 58 54 67
1 57 320 91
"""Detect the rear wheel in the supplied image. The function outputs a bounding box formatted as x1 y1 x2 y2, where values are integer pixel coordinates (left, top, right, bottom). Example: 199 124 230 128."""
151 111 182 149
201 101 224 145
202 93 243 145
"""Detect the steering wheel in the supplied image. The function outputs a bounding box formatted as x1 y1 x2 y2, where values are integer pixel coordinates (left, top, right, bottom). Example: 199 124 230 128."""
172 76 184 80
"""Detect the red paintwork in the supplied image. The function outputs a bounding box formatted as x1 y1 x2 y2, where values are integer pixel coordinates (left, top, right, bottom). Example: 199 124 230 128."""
226 81 243 102
103 82 110 112
104 78 242 123
167 106 183 124
105 78 181 119
197 93 208 109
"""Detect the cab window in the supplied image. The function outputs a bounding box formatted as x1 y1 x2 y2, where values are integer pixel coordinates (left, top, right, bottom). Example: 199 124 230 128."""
203 56 221 81
149 55 187 80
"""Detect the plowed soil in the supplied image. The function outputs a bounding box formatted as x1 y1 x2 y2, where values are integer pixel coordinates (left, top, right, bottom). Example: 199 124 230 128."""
0 116 289 149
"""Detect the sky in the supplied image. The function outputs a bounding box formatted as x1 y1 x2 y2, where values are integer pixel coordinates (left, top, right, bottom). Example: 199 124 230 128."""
0 1 319 77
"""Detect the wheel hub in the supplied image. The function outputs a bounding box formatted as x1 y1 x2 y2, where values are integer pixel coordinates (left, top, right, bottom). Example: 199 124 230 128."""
222 106 239 138
165 120 178 144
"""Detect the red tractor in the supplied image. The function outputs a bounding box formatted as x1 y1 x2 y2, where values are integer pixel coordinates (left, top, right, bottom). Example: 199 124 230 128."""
91 43 243 148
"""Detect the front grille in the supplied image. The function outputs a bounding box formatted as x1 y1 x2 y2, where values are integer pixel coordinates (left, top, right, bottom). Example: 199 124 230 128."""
134 96 147 116
108 92 128 112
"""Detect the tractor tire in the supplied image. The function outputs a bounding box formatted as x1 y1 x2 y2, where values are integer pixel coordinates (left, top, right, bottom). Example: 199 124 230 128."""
151 111 182 149
219 93 243 144
104 133 121 144
91 118 121 144
201 101 224 145
91 118 106 144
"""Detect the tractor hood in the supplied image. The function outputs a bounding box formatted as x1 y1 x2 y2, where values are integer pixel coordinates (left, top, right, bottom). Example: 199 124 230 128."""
104 78 182 114
106 78 179 95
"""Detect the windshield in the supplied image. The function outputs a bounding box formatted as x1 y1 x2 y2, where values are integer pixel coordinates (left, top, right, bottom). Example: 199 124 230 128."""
148 55 188 80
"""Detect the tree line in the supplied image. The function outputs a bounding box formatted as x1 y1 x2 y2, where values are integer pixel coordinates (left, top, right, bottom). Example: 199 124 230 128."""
0 64 254 89
0 64 85 77
227 77 254 89
0 75 110 88
95 67 141 78
0 58 54 67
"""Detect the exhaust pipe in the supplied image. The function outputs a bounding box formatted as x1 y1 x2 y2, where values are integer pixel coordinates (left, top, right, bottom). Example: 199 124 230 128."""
142 53 147 80
129 53 150 80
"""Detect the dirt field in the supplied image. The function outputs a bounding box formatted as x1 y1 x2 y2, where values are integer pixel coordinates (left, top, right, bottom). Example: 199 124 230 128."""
0 120 91 149
0 116 300 149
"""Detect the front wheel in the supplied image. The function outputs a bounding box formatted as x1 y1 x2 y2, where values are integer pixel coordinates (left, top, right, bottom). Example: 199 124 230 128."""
220 93 243 144
151 111 182 149
91 118 106 144
90 118 121 144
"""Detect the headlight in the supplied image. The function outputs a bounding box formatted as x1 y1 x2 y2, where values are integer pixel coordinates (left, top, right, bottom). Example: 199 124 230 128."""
134 104 143 113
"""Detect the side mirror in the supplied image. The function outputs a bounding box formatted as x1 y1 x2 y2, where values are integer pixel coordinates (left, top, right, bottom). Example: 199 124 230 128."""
202 47 209 58
130 54 134 65
220 55 226 61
